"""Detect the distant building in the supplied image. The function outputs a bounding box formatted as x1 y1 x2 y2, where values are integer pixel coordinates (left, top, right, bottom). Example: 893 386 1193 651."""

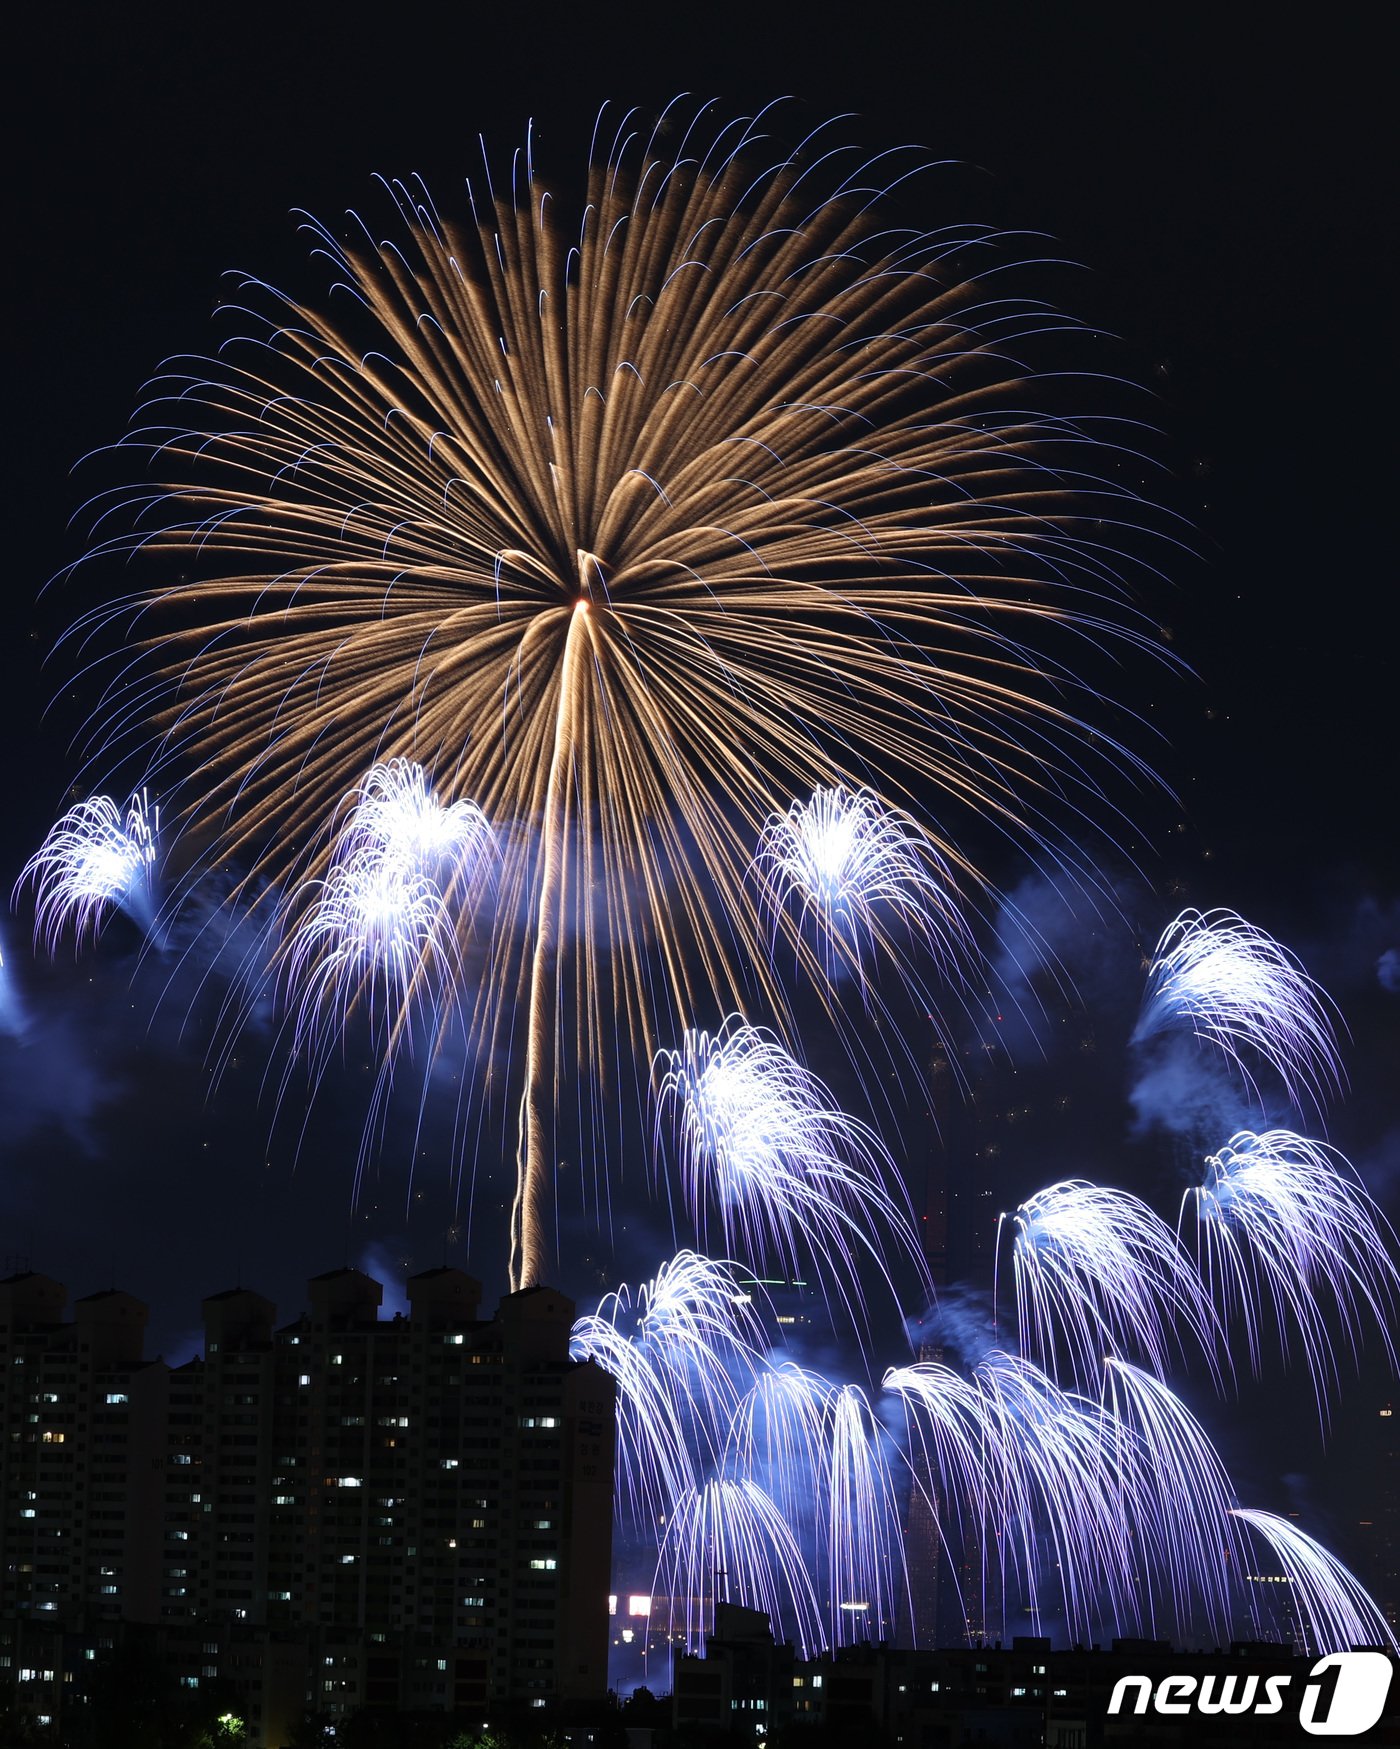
0 1267 615 1744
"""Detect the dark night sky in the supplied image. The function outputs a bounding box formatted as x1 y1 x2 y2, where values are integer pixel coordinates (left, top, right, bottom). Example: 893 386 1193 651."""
3 6 1395 1603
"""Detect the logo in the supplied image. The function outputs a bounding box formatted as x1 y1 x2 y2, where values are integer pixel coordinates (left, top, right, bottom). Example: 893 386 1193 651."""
1108 1652 1393 1737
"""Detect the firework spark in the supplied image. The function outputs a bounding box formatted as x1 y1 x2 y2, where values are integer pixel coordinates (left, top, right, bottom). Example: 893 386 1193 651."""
885 1351 1134 1641
657 1016 930 1321
1101 1359 1247 1641
1186 1129 1400 1408
1135 909 1344 1115
279 759 493 1070
71 102 1163 1282
18 790 160 954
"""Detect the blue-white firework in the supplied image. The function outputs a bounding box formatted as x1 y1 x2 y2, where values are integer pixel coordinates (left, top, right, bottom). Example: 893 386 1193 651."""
1186 1129 1400 1409
657 1016 931 1324
1006 1179 1221 1387
1231 1509 1398 1655
756 784 973 988
1135 908 1344 1114
18 790 160 953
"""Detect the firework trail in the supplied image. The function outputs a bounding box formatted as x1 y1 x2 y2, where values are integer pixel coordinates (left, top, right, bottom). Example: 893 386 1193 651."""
69 102 1164 1284
570 1251 762 1531
755 785 974 992
1186 1129 1400 1410
1231 1509 1398 1655
656 1016 931 1324
1005 1179 1221 1387
1100 1359 1247 1642
1135 909 1344 1116
17 791 160 955
653 1477 823 1657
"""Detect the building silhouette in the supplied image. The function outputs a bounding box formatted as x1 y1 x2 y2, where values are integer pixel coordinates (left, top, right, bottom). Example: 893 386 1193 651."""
0 1267 615 1744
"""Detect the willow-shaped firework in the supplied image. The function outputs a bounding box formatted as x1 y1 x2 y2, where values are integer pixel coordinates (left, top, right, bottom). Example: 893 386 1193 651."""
1230 1509 1399 1656
1007 1179 1221 1386
1135 909 1344 1116
19 791 160 954
1187 1128 1400 1410
73 102 1161 1284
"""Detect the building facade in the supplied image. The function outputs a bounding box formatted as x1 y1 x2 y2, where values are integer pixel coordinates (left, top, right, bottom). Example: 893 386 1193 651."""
0 1268 615 1743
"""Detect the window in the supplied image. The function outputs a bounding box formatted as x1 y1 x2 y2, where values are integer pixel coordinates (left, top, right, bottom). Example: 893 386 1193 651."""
335 1476 363 1488
529 1558 558 1571
105 1392 129 1405
439 1459 459 1471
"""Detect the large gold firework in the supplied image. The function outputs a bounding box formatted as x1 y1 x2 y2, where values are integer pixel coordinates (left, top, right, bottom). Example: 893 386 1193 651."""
78 104 1159 1288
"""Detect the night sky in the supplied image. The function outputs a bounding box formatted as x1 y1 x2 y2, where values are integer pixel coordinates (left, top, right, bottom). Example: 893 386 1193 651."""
4 7 1394 1612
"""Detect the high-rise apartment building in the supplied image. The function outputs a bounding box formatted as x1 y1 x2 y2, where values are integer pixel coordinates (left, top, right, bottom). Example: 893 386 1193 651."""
0 1267 615 1743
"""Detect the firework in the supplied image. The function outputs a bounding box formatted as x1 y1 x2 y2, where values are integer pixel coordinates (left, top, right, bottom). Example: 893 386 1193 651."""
1006 1179 1220 1386
283 849 461 1065
279 760 493 1065
755 784 973 990
1101 1359 1247 1641
0 933 25 1038
885 1350 1134 1641
335 757 494 884
1186 1129 1400 1407
18 790 160 954
723 1360 835 1532
570 1251 762 1531
1135 909 1344 1115
1231 1509 1398 1655
656 1016 930 1321
654 1477 823 1657
826 1383 911 1646
73 103 1162 1283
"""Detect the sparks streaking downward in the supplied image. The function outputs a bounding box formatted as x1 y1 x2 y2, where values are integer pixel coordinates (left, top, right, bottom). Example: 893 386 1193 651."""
69 101 1165 1283
19 790 160 954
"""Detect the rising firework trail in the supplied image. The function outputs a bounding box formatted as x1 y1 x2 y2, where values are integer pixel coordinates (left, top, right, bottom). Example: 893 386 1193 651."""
1230 1509 1398 1655
657 1016 931 1323
17 790 160 954
66 101 1166 1285
1135 909 1344 1116
1185 1129 1400 1411
1005 1179 1221 1387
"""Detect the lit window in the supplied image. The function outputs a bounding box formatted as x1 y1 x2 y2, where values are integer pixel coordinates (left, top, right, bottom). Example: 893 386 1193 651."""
336 1476 363 1488
439 1459 459 1471
105 1392 129 1405
529 1558 558 1571
298 1374 311 1387
628 1595 651 1617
